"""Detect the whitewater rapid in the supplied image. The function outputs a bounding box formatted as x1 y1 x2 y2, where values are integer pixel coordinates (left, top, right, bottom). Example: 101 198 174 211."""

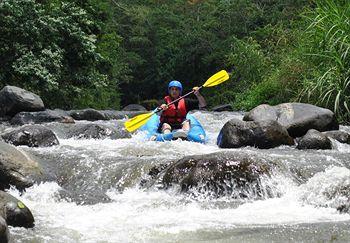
6 111 350 242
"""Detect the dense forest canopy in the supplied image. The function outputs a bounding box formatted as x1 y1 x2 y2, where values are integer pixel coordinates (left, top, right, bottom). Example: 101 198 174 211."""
0 0 349 122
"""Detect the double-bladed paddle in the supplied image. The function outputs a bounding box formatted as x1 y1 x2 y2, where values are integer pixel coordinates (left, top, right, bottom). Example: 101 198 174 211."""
124 70 230 132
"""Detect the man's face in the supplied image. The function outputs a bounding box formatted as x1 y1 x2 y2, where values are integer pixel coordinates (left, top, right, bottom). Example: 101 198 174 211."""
169 87 180 99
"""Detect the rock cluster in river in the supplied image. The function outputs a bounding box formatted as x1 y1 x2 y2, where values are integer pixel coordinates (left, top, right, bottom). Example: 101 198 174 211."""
217 102 348 150
0 141 41 239
0 85 145 239
243 103 339 137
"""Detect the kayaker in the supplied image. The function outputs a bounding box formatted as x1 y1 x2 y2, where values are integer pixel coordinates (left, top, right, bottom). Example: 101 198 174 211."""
157 80 206 139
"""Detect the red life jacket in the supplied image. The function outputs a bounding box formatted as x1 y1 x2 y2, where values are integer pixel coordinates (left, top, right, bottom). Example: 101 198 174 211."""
160 96 187 124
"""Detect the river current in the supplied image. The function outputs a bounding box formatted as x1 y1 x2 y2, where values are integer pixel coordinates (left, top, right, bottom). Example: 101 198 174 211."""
4 111 350 242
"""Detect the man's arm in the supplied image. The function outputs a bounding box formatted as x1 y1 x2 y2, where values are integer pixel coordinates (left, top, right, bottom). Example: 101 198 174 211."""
193 87 207 108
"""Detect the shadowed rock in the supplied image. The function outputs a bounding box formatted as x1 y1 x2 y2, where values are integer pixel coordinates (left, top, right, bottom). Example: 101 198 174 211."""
66 123 131 139
323 130 350 144
0 191 34 228
122 104 147 111
144 151 275 199
0 216 9 243
217 118 294 149
211 104 233 112
10 109 74 125
69 109 107 121
296 129 332 150
1 125 59 147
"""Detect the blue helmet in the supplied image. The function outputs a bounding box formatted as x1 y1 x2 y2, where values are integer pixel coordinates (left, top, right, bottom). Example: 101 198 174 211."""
168 80 182 94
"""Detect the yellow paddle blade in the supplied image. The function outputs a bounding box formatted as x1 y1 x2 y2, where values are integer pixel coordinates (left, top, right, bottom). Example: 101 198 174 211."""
203 70 229 87
124 112 155 132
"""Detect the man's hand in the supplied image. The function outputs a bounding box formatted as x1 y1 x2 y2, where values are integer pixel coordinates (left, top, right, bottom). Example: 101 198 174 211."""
160 104 168 110
193 86 200 96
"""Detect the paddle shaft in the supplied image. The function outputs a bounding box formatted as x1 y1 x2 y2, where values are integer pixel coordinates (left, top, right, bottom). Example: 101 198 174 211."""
155 86 203 113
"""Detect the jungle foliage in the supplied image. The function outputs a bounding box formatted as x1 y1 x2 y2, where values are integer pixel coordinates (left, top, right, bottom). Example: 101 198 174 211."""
0 0 348 122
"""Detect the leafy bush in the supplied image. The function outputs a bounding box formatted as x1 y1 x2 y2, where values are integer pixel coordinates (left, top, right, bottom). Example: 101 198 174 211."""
0 0 124 109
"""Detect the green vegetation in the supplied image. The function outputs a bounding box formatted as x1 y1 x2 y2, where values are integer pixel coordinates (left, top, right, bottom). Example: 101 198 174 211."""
0 0 349 122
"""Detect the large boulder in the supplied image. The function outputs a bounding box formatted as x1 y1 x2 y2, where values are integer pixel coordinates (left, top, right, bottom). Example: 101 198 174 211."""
0 216 9 243
69 109 107 121
0 86 45 117
122 104 147 111
151 151 273 199
243 103 339 137
1 125 59 147
10 109 74 125
66 123 131 139
323 130 350 144
296 129 332 150
217 118 294 149
0 191 34 228
0 141 43 190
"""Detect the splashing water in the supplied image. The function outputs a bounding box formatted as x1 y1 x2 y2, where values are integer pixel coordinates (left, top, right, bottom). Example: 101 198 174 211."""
5 111 350 242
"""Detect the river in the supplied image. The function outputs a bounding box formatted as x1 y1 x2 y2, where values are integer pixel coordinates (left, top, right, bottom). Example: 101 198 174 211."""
4 111 350 242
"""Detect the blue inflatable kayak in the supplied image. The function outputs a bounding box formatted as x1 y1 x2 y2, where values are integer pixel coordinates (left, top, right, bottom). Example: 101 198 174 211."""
140 113 206 143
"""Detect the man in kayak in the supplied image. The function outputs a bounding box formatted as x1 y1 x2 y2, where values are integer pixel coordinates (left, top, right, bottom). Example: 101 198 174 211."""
157 80 206 139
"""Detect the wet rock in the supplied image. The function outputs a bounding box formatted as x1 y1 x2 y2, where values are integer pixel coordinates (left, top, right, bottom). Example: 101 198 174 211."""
10 109 74 125
296 129 332 150
66 123 131 139
0 116 11 123
243 103 339 137
0 141 43 190
1 125 59 147
217 118 294 149
211 104 233 112
0 191 34 228
323 130 350 144
140 163 170 188
159 151 273 198
69 109 107 121
122 104 147 111
140 99 159 110
100 110 145 120
0 86 45 117
0 216 9 243
58 188 111 205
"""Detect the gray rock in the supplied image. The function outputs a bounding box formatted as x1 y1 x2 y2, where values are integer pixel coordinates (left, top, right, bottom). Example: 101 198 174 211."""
0 141 43 190
0 86 45 117
1 125 59 147
66 123 131 139
69 109 107 121
155 151 273 199
243 103 339 137
211 104 233 112
100 110 145 120
217 118 294 149
297 129 332 150
122 104 147 111
323 130 350 144
10 109 74 125
0 216 9 243
0 191 34 228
